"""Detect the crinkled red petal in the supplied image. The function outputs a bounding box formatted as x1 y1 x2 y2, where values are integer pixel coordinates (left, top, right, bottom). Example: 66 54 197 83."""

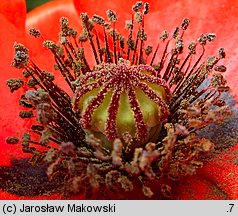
173 175 229 200
0 0 26 32
198 144 238 200
0 15 29 167
73 0 160 17
25 0 82 81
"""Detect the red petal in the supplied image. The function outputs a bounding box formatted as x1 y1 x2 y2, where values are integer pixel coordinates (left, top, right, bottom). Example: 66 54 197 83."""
25 0 90 91
26 0 94 90
173 144 238 200
0 0 26 32
25 0 82 72
198 144 238 200
73 0 160 17
26 0 81 42
173 175 229 199
174 145 238 200
0 15 28 166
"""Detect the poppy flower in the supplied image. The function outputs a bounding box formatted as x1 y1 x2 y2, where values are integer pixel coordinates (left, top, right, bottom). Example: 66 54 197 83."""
0 0 238 200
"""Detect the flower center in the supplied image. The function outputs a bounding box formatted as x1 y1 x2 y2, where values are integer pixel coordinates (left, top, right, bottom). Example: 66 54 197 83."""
73 60 170 146
6 1 236 199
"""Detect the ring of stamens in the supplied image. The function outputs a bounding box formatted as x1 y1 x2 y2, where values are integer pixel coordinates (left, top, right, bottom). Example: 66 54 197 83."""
7 0 234 199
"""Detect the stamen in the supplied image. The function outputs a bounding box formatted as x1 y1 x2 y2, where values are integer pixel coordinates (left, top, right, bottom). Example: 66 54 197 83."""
6 78 24 93
6 136 20 144
80 13 100 64
103 25 112 63
126 15 135 60
29 28 41 38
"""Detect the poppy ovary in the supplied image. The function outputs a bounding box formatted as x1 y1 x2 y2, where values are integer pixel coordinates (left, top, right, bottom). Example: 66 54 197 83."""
73 59 171 149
